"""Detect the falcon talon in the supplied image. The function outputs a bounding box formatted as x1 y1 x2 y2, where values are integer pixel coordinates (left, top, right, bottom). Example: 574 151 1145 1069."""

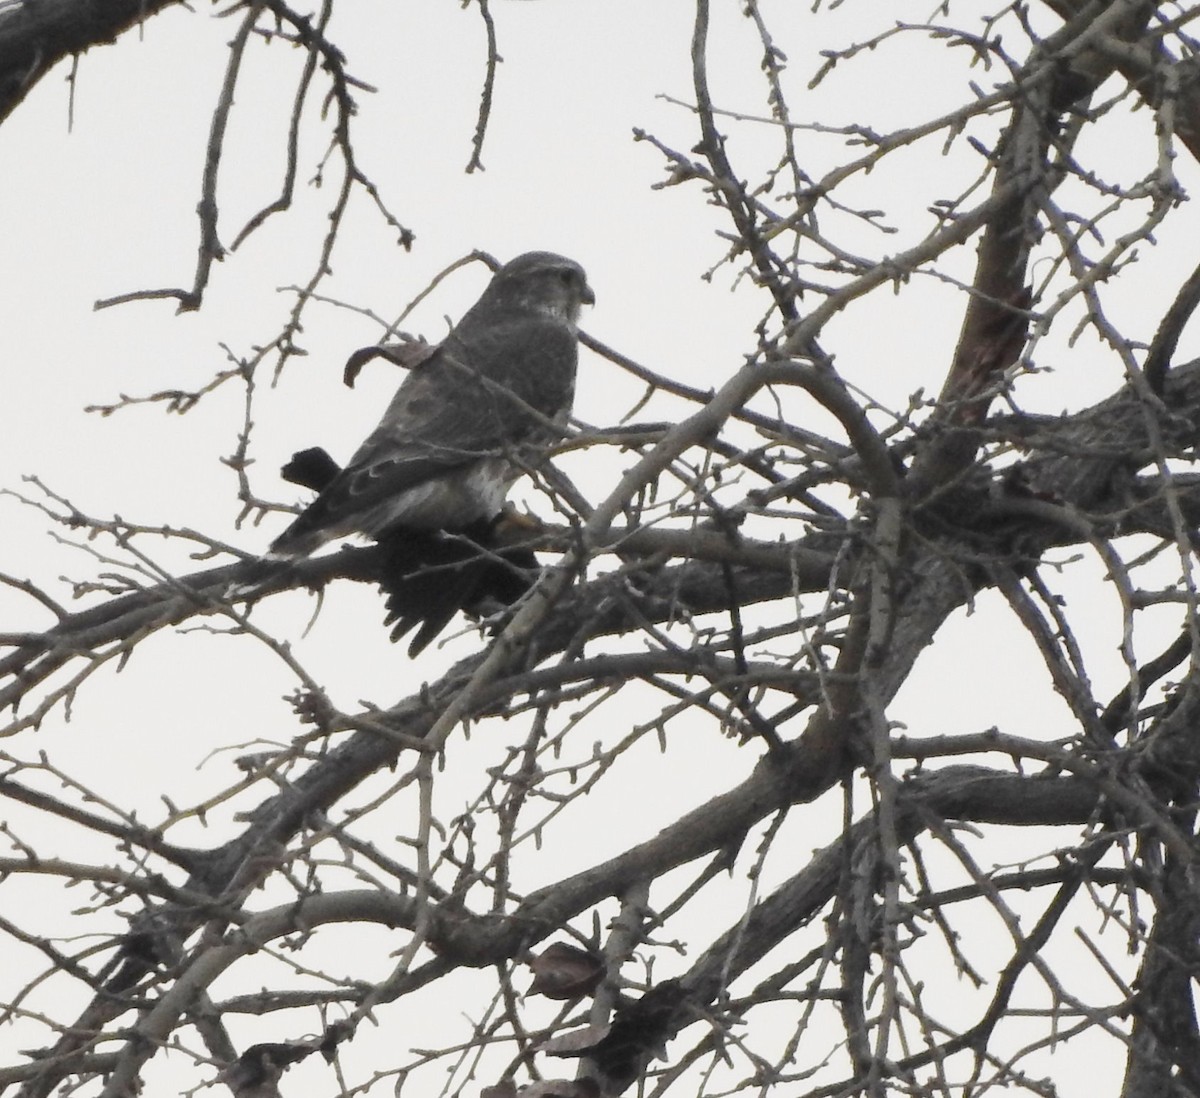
496 509 545 534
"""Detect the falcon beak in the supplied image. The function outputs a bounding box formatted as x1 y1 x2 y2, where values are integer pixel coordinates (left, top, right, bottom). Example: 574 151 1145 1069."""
581 282 596 307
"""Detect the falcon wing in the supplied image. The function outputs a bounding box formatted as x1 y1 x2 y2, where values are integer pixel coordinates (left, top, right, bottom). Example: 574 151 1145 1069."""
269 352 480 555
273 448 539 656
269 317 576 557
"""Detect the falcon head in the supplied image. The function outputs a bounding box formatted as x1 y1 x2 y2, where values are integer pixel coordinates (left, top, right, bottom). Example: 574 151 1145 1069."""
479 251 596 328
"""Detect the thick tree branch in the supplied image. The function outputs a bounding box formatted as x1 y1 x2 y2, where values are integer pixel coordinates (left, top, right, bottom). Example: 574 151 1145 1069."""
0 0 179 124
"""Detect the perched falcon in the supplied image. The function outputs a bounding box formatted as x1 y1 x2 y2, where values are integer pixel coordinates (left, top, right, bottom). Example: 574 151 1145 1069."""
264 251 594 652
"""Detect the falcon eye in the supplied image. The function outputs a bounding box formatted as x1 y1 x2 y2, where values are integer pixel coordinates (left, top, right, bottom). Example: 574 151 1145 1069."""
557 268 576 287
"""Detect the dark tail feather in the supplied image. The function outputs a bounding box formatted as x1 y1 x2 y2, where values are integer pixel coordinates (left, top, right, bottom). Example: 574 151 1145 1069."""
274 448 537 654
269 447 348 559
378 520 538 656
225 447 340 597
281 447 341 492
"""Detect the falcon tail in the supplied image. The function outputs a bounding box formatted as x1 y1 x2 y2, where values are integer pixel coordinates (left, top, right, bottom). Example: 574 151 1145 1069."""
376 519 538 656
224 447 342 598
232 448 540 655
